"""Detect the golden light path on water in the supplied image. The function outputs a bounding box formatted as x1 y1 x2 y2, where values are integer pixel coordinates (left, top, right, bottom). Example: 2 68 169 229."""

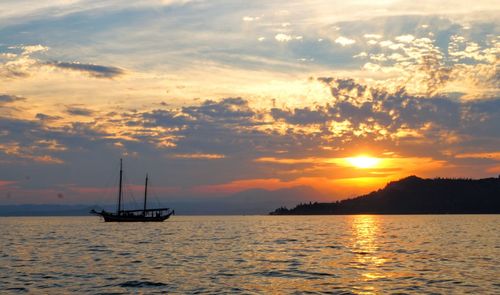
351 215 384 294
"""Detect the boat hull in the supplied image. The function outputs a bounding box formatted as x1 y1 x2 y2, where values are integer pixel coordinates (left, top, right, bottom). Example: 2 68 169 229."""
92 210 173 222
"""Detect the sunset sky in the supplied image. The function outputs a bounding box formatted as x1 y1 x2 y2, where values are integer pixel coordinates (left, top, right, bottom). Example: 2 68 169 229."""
0 0 499 205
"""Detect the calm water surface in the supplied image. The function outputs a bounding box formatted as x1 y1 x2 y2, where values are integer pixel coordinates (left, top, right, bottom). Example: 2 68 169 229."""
1 215 499 294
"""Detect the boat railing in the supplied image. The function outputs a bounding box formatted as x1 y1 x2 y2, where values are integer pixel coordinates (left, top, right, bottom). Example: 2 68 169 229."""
117 208 172 217
120 208 170 213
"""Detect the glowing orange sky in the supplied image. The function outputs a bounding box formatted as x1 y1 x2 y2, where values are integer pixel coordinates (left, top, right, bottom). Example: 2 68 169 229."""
0 0 498 205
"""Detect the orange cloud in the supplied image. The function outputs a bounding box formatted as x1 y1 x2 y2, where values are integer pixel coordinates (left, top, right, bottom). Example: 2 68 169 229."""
0 142 64 164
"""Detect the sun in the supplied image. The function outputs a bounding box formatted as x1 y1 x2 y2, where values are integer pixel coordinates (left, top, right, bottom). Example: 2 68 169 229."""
346 156 380 169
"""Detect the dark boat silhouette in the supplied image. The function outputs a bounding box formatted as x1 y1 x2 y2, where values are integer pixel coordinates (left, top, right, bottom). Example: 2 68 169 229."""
91 159 174 222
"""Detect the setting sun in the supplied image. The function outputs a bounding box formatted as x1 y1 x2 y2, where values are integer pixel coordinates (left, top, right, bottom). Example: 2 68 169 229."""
346 156 380 169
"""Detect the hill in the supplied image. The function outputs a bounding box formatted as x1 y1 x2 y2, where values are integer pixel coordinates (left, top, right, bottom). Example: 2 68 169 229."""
270 176 500 215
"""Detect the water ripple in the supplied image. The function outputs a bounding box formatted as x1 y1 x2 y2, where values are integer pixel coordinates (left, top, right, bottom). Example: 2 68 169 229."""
118 280 168 288
0 215 499 294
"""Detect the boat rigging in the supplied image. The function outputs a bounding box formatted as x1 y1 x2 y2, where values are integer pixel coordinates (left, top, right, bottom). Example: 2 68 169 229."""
91 159 174 222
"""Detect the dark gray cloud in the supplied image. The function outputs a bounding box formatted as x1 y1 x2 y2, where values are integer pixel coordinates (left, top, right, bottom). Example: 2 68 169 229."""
271 106 328 125
0 117 40 137
417 55 453 96
46 61 125 78
35 113 62 121
0 94 25 104
142 109 191 127
137 98 264 154
65 106 94 116
461 98 500 138
319 78 460 128
0 116 125 193
182 97 256 124
138 98 275 156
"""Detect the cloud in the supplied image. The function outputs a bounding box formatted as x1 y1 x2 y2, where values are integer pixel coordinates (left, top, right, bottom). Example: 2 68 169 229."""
19 45 49 55
357 33 498 97
65 106 94 116
242 16 260 22
363 34 382 39
268 77 499 153
181 97 256 123
46 61 125 78
335 36 356 46
142 109 190 127
416 55 453 96
1 45 126 81
275 33 292 42
0 44 49 78
0 94 25 104
271 106 328 125
2 79 498 166
395 34 415 43
140 98 270 154
318 15 498 98
35 113 62 121
0 125 65 165
0 53 17 59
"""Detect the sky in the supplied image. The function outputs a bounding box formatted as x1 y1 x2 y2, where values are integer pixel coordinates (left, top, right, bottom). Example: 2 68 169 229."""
0 0 499 206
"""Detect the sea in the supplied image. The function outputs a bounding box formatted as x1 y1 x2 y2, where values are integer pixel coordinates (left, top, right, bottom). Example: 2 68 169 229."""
1 215 499 294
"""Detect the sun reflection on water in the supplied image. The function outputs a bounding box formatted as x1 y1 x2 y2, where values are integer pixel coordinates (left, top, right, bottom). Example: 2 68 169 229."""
350 215 386 294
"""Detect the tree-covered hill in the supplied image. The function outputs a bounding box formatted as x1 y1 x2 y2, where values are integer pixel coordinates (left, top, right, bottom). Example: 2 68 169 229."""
270 176 500 215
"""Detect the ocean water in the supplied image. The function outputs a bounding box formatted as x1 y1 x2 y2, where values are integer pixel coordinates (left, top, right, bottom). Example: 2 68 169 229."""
1 215 499 294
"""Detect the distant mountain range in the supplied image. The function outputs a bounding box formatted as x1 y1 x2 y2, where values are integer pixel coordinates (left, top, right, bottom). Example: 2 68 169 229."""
4 176 499 216
0 185 325 216
0 204 96 216
270 176 500 215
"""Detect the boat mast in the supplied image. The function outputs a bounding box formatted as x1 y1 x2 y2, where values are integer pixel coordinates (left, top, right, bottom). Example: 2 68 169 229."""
117 159 123 215
143 174 148 216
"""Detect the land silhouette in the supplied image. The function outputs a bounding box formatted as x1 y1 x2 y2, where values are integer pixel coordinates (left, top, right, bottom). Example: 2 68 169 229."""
270 175 500 215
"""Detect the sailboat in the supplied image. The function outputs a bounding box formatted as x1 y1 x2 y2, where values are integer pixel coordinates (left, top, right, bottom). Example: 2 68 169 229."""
91 159 174 222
